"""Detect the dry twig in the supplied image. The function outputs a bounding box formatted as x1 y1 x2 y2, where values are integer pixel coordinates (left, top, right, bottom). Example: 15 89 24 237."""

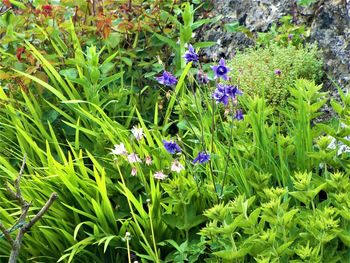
0 155 58 263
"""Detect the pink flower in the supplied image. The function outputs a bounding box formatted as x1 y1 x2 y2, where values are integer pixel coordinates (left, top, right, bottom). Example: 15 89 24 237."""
154 171 167 180
145 156 152 165
131 167 137 176
127 153 141 163
171 160 184 173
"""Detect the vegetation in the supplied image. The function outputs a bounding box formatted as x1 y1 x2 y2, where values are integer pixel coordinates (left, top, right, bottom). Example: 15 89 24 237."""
0 1 349 263
228 44 323 106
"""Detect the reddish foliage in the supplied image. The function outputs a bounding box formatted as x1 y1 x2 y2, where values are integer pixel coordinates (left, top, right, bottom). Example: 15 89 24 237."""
96 16 112 39
16 47 26 62
2 0 12 8
41 5 53 16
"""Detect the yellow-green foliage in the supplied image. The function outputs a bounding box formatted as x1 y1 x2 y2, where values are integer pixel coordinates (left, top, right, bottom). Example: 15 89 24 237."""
228 44 323 106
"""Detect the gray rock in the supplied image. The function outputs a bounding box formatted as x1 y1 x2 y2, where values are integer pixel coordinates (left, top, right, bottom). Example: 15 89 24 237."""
198 0 350 92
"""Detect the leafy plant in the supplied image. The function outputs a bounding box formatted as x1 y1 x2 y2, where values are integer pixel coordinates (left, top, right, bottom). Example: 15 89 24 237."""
228 44 323 106
256 15 309 47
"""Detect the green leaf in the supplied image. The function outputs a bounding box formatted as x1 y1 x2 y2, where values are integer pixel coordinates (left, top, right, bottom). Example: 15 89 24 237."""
225 21 240 32
330 100 343 115
106 32 121 48
60 68 78 79
192 18 213 30
121 57 132 67
290 191 309 204
338 230 350 247
163 62 192 127
155 33 178 50
214 247 251 260
97 72 123 90
276 241 293 254
193 42 217 48
9 0 27 9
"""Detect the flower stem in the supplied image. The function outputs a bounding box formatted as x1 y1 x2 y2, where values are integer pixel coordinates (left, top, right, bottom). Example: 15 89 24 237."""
148 202 159 261
116 165 159 262
220 104 235 198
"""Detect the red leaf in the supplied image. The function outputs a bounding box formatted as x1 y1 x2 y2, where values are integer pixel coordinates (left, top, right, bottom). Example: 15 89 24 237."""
3 0 11 8
16 47 25 62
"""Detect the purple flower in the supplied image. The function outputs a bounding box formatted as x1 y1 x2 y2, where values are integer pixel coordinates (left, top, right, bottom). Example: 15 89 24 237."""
211 58 230 80
193 151 210 164
288 34 293 40
183 44 199 63
225 85 243 98
213 84 242 105
197 70 209 84
213 84 229 105
235 109 244 121
274 69 282 76
156 71 178 86
163 140 182 154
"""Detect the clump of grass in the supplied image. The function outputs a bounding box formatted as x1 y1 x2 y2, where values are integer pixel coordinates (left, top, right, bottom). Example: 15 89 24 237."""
228 44 323 106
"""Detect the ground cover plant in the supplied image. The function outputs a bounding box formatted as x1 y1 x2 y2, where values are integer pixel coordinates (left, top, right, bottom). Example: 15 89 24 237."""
1 1 350 262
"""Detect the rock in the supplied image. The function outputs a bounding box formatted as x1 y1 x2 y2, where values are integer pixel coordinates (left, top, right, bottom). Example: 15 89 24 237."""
309 0 350 93
198 0 350 92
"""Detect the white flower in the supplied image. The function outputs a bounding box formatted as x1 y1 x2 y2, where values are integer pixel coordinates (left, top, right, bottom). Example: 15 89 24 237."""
171 160 184 173
145 156 152 165
127 153 141 163
124 232 131 241
111 143 127 155
131 167 137 176
131 126 144 141
154 171 167 180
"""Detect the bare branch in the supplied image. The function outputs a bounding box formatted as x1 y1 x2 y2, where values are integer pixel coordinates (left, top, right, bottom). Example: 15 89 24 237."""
0 222 13 245
14 155 26 205
8 193 58 263
3 155 58 263
5 182 17 200
4 155 27 204
23 193 58 233
18 202 31 225
0 7 12 17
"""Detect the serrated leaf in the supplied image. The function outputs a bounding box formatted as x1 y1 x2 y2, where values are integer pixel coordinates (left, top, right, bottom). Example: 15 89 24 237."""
330 100 343 115
276 241 293 254
214 246 251 260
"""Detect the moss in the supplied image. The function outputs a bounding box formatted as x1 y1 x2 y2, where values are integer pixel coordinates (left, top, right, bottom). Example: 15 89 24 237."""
228 44 324 106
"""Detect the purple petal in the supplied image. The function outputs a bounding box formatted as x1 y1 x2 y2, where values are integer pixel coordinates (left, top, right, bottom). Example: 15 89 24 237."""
222 74 229 81
219 58 226 66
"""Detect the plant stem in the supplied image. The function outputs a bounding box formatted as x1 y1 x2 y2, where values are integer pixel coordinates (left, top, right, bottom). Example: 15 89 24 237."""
184 204 189 241
211 97 215 153
126 237 131 263
148 202 159 261
209 161 219 203
116 165 159 262
220 109 235 198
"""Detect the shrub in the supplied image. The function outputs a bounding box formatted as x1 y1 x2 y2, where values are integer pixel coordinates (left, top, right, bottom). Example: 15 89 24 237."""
228 44 323 106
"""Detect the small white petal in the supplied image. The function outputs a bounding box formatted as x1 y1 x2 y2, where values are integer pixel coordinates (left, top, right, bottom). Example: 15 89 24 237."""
111 143 127 155
171 160 185 173
131 126 144 141
127 153 142 163
154 171 167 180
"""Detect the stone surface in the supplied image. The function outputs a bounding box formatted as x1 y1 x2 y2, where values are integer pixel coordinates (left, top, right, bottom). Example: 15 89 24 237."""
198 0 350 92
